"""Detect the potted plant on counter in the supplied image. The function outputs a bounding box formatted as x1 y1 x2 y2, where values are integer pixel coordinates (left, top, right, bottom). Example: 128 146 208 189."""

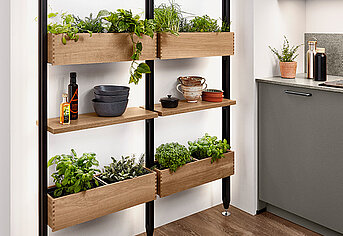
269 36 302 79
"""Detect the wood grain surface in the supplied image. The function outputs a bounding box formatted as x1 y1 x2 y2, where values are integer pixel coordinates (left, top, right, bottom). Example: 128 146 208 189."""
153 99 236 117
48 33 157 65
137 205 320 236
48 172 156 232
47 107 158 134
155 151 234 197
158 32 234 59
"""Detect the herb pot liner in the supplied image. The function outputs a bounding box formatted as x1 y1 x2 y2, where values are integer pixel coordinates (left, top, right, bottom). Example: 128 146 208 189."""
48 33 157 65
158 32 234 60
155 151 234 197
48 170 156 232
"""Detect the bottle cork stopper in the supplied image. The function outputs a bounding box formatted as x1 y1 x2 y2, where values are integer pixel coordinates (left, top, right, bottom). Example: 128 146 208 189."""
62 93 68 98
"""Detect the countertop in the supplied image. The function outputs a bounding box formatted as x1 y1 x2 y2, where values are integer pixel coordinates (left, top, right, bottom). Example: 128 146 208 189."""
256 73 343 94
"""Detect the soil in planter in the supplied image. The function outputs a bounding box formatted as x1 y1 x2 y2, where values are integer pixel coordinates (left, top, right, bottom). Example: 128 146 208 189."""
100 168 151 185
48 179 104 199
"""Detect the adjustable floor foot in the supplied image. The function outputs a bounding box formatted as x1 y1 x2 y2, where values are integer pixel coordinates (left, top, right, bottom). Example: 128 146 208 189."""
222 209 231 216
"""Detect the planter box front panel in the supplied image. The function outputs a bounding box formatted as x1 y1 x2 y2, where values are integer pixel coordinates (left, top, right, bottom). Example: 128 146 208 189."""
48 172 156 231
156 151 234 197
158 32 234 60
48 33 157 65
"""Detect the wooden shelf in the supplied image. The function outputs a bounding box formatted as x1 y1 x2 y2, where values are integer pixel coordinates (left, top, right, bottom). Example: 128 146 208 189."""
153 99 236 117
47 107 158 134
158 32 234 60
48 33 157 65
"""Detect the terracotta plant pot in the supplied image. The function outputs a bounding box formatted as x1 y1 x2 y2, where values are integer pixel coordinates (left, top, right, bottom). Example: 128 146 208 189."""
202 89 224 102
279 61 297 79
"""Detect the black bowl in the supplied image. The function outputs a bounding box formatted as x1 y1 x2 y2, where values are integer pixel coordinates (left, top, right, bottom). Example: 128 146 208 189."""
94 85 130 96
94 93 129 103
92 99 128 117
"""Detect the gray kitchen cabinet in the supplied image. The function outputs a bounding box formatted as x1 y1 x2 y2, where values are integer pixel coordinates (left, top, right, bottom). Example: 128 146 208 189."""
258 82 343 234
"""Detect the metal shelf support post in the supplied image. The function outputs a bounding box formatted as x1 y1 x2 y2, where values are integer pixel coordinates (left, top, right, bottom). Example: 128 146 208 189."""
145 0 155 235
222 0 232 217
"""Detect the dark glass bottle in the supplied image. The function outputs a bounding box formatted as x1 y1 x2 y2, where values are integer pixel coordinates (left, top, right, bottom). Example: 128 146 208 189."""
68 72 78 120
314 48 327 81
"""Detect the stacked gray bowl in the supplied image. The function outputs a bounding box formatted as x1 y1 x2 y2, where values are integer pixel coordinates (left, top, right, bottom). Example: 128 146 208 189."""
92 85 130 117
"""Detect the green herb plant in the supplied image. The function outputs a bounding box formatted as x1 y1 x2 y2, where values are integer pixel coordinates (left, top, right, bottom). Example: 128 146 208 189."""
180 15 220 32
47 12 81 45
154 1 183 35
269 36 302 62
188 133 230 163
48 149 100 197
73 12 105 35
100 155 149 183
155 142 191 172
102 9 155 84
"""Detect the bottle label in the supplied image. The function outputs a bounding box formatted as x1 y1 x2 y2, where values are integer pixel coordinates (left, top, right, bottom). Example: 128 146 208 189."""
70 89 78 117
63 105 70 123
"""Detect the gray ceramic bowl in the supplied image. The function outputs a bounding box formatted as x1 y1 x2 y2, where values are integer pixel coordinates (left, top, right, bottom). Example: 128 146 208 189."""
94 85 130 96
94 93 129 103
92 99 128 117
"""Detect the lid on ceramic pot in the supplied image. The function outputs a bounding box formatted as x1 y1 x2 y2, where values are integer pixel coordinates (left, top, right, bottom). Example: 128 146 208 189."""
160 95 179 102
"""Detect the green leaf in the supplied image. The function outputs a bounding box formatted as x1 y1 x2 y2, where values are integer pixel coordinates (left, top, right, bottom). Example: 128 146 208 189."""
136 63 151 73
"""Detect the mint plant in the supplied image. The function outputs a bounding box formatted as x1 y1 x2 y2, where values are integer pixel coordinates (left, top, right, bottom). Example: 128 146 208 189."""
188 134 230 163
100 155 149 183
48 149 100 197
155 142 191 172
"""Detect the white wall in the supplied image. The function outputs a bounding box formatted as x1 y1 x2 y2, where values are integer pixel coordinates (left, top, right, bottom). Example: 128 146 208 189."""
0 0 11 235
10 0 39 235
8 0 256 235
306 0 343 33
254 0 306 78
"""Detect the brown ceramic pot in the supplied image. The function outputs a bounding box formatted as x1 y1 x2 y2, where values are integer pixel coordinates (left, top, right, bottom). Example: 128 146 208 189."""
279 61 297 79
202 89 224 102
178 76 206 86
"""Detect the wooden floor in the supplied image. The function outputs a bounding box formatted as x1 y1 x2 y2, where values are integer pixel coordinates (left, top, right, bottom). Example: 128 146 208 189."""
137 205 320 236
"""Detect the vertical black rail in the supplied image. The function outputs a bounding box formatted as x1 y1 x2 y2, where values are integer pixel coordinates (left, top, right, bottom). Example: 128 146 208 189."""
38 0 48 234
222 0 231 215
145 0 154 235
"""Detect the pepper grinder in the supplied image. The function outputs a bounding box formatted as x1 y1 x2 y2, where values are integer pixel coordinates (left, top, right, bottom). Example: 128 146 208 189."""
307 40 317 79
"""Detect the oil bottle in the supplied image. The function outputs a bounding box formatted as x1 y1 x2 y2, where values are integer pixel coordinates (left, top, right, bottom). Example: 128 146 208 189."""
60 93 70 125
68 72 78 120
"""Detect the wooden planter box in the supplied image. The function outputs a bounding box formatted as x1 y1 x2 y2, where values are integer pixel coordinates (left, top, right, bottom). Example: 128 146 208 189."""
48 33 157 65
155 151 234 197
158 32 234 60
48 171 156 231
